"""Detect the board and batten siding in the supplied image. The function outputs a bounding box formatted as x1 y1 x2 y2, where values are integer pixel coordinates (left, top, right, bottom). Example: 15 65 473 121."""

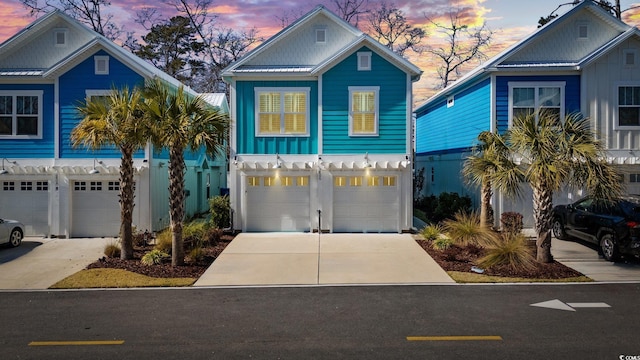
415 78 491 155
0 83 55 158
235 80 318 155
58 50 145 159
495 75 580 133
322 47 407 154
583 37 640 151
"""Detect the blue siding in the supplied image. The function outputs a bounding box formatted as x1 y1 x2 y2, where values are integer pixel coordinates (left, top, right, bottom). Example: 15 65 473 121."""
0 83 55 158
236 80 318 155
495 75 580 133
59 49 146 158
416 78 491 155
322 47 407 154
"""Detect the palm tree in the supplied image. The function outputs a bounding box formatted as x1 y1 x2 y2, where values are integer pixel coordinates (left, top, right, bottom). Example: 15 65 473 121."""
144 79 229 266
463 131 521 229
499 110 622 263
72 86 148 259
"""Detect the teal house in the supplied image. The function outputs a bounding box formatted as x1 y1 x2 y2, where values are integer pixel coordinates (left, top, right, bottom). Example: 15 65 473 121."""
223 6 421 232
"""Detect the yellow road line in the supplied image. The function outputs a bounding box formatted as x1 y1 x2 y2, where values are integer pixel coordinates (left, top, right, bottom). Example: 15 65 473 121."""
28 340 125 346
407 336 503 341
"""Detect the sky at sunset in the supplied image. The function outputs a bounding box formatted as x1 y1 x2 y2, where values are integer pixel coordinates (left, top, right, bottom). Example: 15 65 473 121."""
2 0 640 103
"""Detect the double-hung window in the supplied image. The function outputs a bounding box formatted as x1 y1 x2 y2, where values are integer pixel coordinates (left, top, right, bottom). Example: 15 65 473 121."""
0 90 43 138
508 82 564 126
255 88 309 136
349 86 379 136
617 85 640 128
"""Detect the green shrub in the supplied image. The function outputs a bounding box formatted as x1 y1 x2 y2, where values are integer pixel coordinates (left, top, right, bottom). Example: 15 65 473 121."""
183 220 209 250
477 233 535 271
421 224 443 241
141 249 169 266
442 211 499 247
432 236 454 250
414 192 473 224
501 212 523 235
209 195 231 229
104 241 121 258
154 229 172 254
188 247 206 263
204 227 224 246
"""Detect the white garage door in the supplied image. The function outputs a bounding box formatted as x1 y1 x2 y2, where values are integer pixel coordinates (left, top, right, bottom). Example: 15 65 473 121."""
333 173 400 232
245 174 310 232
71 180 120 238
0 179 49 236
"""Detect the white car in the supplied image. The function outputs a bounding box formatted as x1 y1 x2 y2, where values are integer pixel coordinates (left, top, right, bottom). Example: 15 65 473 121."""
0 219 24 248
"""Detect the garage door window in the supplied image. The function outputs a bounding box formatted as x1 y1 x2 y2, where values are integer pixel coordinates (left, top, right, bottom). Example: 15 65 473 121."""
90 181 102 191
297 176 309 186
334 176 347 187
36 181 48 191
74 182 86 191
383 176 396 187
367 176 379 186
108 181 119 191
350 176 363 186
281 176 294 186
263 176 276 186
21 181 32 191
3 181 14 190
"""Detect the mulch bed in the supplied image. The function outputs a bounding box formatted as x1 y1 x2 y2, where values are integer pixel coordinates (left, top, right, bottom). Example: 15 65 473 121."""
416 239 585 279
86 235 234 278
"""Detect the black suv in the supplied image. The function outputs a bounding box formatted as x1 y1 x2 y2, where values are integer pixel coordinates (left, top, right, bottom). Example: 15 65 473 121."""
552 195 640 262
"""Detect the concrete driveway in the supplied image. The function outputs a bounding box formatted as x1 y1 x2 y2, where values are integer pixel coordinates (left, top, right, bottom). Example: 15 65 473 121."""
0 237 109 290
552 238 640 282
194 233 455 286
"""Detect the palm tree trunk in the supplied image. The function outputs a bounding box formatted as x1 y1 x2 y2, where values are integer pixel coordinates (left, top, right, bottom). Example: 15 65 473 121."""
480 177 493 229
119 147 135 260
169 146 186 266
532 184 554 263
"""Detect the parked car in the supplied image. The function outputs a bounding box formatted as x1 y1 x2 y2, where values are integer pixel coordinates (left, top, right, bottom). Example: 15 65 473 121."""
552 196 640 262
0 218 24 248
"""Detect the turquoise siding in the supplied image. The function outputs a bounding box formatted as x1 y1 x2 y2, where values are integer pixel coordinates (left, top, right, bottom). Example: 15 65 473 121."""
322 47 407 154
416 78 491 155
495 75 580 133
59 50 146 158
235 80 318 154
0 83 55 158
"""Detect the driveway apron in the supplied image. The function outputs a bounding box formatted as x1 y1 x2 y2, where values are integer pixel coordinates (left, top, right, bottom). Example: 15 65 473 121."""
194 233 455 286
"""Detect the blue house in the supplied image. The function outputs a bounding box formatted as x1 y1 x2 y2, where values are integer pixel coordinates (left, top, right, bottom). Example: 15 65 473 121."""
0 11 228 237
415 0 640 227
222 5 421 233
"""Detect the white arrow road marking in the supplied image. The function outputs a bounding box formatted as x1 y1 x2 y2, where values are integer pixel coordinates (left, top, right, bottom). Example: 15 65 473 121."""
530 299 611 311
531 299 575 311
566 302 611 308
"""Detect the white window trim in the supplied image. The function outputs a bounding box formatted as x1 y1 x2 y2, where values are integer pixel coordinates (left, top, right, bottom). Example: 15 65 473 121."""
614 82 640 130
357 52 372 71
94 55 109 75
53 28 68 47
349 86 379 137
507 81 565 128
623 49 637 67
0 90 44 139
85 89 111 101
254 87 311 137
316 28 327 44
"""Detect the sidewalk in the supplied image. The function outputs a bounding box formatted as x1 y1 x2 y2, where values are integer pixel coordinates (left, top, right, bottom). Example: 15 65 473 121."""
194 233 455 286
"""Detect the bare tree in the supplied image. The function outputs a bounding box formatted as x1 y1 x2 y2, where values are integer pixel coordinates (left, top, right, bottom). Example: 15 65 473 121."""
366 1 426 56
20 0 122 40
330 0 368 27
426 9 493 89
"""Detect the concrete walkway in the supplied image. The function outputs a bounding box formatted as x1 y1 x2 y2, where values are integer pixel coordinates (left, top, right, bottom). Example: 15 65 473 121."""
194 233 455 286
0 237 110 290
552 238 640 282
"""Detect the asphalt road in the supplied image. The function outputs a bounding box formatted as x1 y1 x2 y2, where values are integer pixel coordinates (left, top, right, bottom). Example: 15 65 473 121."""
1 284 639 359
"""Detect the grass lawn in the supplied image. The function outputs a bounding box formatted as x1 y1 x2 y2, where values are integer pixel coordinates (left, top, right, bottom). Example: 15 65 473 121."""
50 269 196 289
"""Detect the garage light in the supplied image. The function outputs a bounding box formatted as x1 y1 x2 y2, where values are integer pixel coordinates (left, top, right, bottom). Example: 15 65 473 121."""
364 152 372 168
0 158 17 175
89 158 104 174
275 153 282 169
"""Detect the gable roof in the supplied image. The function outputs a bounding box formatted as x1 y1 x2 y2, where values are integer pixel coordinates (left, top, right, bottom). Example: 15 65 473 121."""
0 10 195 95
415 0 632 113
222 5 421 81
